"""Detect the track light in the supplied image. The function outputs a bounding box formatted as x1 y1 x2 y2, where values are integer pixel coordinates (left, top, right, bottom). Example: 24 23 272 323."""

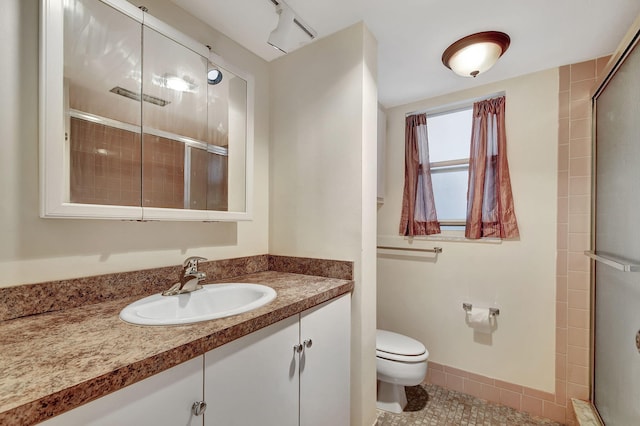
268 4 296 53
207 69 223 85
267 0 317 54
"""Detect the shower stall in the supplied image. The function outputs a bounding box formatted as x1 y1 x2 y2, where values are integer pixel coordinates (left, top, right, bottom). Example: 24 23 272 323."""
589 22 640 425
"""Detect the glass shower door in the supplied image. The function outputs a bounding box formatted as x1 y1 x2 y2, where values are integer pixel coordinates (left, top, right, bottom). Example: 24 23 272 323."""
593 35 640 425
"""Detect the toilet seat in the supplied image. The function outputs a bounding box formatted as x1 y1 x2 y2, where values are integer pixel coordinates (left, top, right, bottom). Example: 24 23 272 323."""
376 330 429 363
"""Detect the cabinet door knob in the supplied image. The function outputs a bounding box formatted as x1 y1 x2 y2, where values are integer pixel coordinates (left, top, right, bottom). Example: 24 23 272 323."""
192 401 207 416
303 339 313 349
294 343 303 353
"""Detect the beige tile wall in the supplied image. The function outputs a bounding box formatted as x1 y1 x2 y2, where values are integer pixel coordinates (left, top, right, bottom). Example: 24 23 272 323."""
555 56 610 425
70 118 142 206
71 118 188 209
188 147 229 211
142 134 185 209
71 118 186 209
69 118 230 211
426 361 558 419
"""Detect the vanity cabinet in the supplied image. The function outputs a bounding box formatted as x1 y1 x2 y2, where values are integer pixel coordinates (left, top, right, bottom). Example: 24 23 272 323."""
37 295 350 426
203 294 350 426
204 315 299 425
298 294 351 426
39 356 204 426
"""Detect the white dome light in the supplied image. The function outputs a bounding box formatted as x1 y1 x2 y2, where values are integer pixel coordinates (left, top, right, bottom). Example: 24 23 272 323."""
442 32 510 78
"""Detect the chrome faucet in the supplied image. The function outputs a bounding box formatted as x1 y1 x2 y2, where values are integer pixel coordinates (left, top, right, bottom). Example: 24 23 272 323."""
162 256 208 296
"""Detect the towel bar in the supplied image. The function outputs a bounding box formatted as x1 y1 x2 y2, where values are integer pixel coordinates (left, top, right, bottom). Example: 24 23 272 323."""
376 246 443 254
584 251 639 272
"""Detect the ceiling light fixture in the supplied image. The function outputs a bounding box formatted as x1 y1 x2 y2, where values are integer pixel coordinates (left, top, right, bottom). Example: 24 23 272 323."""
152 74 198 93
267 0 317 54
442 31 510 78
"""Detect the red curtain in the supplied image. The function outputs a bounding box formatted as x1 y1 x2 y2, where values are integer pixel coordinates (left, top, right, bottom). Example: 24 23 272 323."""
399 114 441 236
465 97 519 239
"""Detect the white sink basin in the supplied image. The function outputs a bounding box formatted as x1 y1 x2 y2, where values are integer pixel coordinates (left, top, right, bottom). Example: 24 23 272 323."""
120 283 277 326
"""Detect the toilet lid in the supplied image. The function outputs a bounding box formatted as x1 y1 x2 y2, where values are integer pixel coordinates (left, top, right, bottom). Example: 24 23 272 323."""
376 329 427 357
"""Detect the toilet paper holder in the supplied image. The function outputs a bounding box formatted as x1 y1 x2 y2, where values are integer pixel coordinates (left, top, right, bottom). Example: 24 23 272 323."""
462 302 500 317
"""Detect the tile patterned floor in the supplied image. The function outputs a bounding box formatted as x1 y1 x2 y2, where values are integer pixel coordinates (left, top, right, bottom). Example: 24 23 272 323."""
376 384 564 426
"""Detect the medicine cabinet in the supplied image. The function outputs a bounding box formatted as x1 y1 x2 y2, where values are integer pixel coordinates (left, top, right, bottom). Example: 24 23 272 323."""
40 0 254 221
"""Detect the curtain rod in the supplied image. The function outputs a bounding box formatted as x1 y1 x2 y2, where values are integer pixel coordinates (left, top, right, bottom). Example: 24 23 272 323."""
405 90 506 118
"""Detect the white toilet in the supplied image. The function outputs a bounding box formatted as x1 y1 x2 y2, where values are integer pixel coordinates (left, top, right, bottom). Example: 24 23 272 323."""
376 329 429 413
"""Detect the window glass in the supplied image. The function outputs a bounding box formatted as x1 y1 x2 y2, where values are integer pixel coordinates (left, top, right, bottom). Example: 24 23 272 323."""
426 107 472 224
431 168 468 221
427 108 472 163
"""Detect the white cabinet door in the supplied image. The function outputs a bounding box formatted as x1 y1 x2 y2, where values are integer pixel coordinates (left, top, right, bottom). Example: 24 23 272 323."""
203 315 299 426
39 356 204 426
299 294 350 426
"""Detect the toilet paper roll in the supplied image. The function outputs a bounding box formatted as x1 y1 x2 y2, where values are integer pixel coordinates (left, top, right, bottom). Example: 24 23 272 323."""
467 307 493 334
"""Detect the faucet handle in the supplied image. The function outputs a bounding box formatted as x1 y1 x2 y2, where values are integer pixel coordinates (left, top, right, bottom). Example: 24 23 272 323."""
183 256 207 273
183 256 207 266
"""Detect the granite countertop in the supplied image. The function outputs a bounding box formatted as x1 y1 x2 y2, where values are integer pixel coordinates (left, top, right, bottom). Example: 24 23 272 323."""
0 271 353 425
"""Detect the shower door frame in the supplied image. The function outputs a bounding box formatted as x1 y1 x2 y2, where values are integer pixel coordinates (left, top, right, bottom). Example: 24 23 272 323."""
590 14 640 424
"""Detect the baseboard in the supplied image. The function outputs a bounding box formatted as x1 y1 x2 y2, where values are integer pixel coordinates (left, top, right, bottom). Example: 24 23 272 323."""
425 361 566 423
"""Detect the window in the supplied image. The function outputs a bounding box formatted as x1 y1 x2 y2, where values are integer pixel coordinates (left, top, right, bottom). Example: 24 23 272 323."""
426 107 472 226
401 95 518 239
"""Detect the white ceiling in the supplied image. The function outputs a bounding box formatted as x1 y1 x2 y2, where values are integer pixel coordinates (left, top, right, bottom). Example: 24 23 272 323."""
169 0 640 108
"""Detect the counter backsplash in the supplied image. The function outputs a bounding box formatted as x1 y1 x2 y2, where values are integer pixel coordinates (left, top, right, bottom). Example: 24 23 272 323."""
0 255 353 322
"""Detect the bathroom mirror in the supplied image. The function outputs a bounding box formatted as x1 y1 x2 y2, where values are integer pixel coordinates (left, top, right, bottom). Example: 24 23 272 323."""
40 0 253 221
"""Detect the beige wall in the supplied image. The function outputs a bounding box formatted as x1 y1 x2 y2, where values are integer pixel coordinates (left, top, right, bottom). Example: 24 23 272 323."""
377 69 559 392
4 2 378 423
269 23 378 426
0 0 270 287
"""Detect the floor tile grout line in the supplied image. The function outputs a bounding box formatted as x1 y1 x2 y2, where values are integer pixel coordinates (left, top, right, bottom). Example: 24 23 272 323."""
376 383 565 426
